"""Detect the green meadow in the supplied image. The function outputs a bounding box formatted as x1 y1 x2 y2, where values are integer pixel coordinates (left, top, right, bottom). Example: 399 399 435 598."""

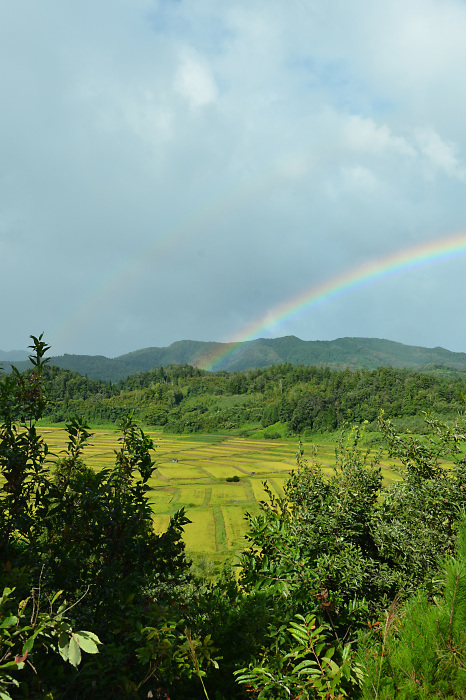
38 426 401 564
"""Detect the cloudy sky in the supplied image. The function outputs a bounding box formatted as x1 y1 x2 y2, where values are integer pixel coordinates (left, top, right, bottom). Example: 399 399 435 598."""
2 0 466 357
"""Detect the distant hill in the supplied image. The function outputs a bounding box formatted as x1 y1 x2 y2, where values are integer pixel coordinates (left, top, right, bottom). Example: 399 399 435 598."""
4 336 466 382
0 349 29 362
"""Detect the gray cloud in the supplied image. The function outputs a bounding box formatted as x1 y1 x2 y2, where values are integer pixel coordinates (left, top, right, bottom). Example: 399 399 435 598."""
2 0 466 356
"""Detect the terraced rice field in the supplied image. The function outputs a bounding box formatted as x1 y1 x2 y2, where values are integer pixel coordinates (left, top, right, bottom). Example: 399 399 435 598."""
37 427 400 561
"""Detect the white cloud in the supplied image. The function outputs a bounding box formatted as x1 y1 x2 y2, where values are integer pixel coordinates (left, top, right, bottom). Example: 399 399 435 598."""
174 52 218 108
343 116 415 158
339 165 379 194
414 126 466 181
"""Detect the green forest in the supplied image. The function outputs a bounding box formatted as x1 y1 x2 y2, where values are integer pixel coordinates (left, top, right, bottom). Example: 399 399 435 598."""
40 358 466 439
1 336 466 698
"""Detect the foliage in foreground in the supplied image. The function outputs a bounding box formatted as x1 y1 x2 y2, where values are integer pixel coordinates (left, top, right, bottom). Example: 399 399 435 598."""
359 521 466 699
231 417 466 698
239 416 466 616
0 337 216 698
0 580 100 700
234 611 364 699
1 335 466 698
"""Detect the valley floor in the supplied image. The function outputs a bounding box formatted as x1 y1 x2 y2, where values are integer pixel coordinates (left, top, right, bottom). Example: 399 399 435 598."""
39 427 401 568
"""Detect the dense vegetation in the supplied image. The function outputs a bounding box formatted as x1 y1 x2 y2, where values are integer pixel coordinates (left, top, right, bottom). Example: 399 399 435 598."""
39 360 466 437
1 336 466 698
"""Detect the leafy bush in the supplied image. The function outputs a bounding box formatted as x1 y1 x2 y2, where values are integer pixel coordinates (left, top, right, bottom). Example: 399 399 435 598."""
231 417 466 698
359 521 466 699
0 581 101 700
0 337 208 698
235 612 363 699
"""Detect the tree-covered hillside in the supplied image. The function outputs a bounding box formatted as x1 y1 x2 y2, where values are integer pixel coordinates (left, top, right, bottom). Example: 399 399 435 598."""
40 361 466 436
5 335 466 380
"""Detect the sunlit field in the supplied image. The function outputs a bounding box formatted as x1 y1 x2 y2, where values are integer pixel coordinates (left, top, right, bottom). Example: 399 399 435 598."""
37 427 401 564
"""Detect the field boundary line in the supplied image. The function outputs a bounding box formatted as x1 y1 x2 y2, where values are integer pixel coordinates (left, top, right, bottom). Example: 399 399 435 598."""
213 505 227 552
203 486 212 507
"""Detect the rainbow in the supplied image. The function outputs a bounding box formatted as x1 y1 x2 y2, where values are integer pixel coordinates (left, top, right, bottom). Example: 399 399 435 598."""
201 230 466 371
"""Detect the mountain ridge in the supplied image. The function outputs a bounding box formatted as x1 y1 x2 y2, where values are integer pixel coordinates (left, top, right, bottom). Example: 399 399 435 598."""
0 349 29 362
3 336 466 382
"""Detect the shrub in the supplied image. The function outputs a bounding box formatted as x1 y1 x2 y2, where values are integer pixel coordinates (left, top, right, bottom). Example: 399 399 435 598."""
0 337 208 698
359 521 466 699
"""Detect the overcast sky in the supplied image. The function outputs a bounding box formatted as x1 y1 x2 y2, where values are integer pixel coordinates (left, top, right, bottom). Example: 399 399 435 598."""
2 0 466 357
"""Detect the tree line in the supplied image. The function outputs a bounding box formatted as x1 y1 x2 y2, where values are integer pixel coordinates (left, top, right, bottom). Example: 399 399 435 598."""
39 361 466 436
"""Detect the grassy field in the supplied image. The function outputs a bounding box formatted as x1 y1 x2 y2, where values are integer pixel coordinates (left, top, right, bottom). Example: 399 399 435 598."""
36 426 401 567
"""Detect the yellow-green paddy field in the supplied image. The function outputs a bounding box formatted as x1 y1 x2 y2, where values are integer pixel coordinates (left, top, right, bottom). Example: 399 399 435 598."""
38 427 401 564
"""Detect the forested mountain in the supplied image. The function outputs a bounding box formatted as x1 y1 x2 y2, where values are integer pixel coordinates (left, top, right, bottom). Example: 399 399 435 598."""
0 348 28 361
4 335 466 381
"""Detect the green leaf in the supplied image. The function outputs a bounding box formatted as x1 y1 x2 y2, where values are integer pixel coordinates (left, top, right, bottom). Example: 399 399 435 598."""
0 588 14 606
0 689 15 700
294 659 319 674
58 631 70 661
322 646 335 660
0 660 25 671
68 636 82 667
315 642 326 656
323 657 340 676
22 633 39 655
50 590 64 605
74 630 101 654
0 615 18 629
